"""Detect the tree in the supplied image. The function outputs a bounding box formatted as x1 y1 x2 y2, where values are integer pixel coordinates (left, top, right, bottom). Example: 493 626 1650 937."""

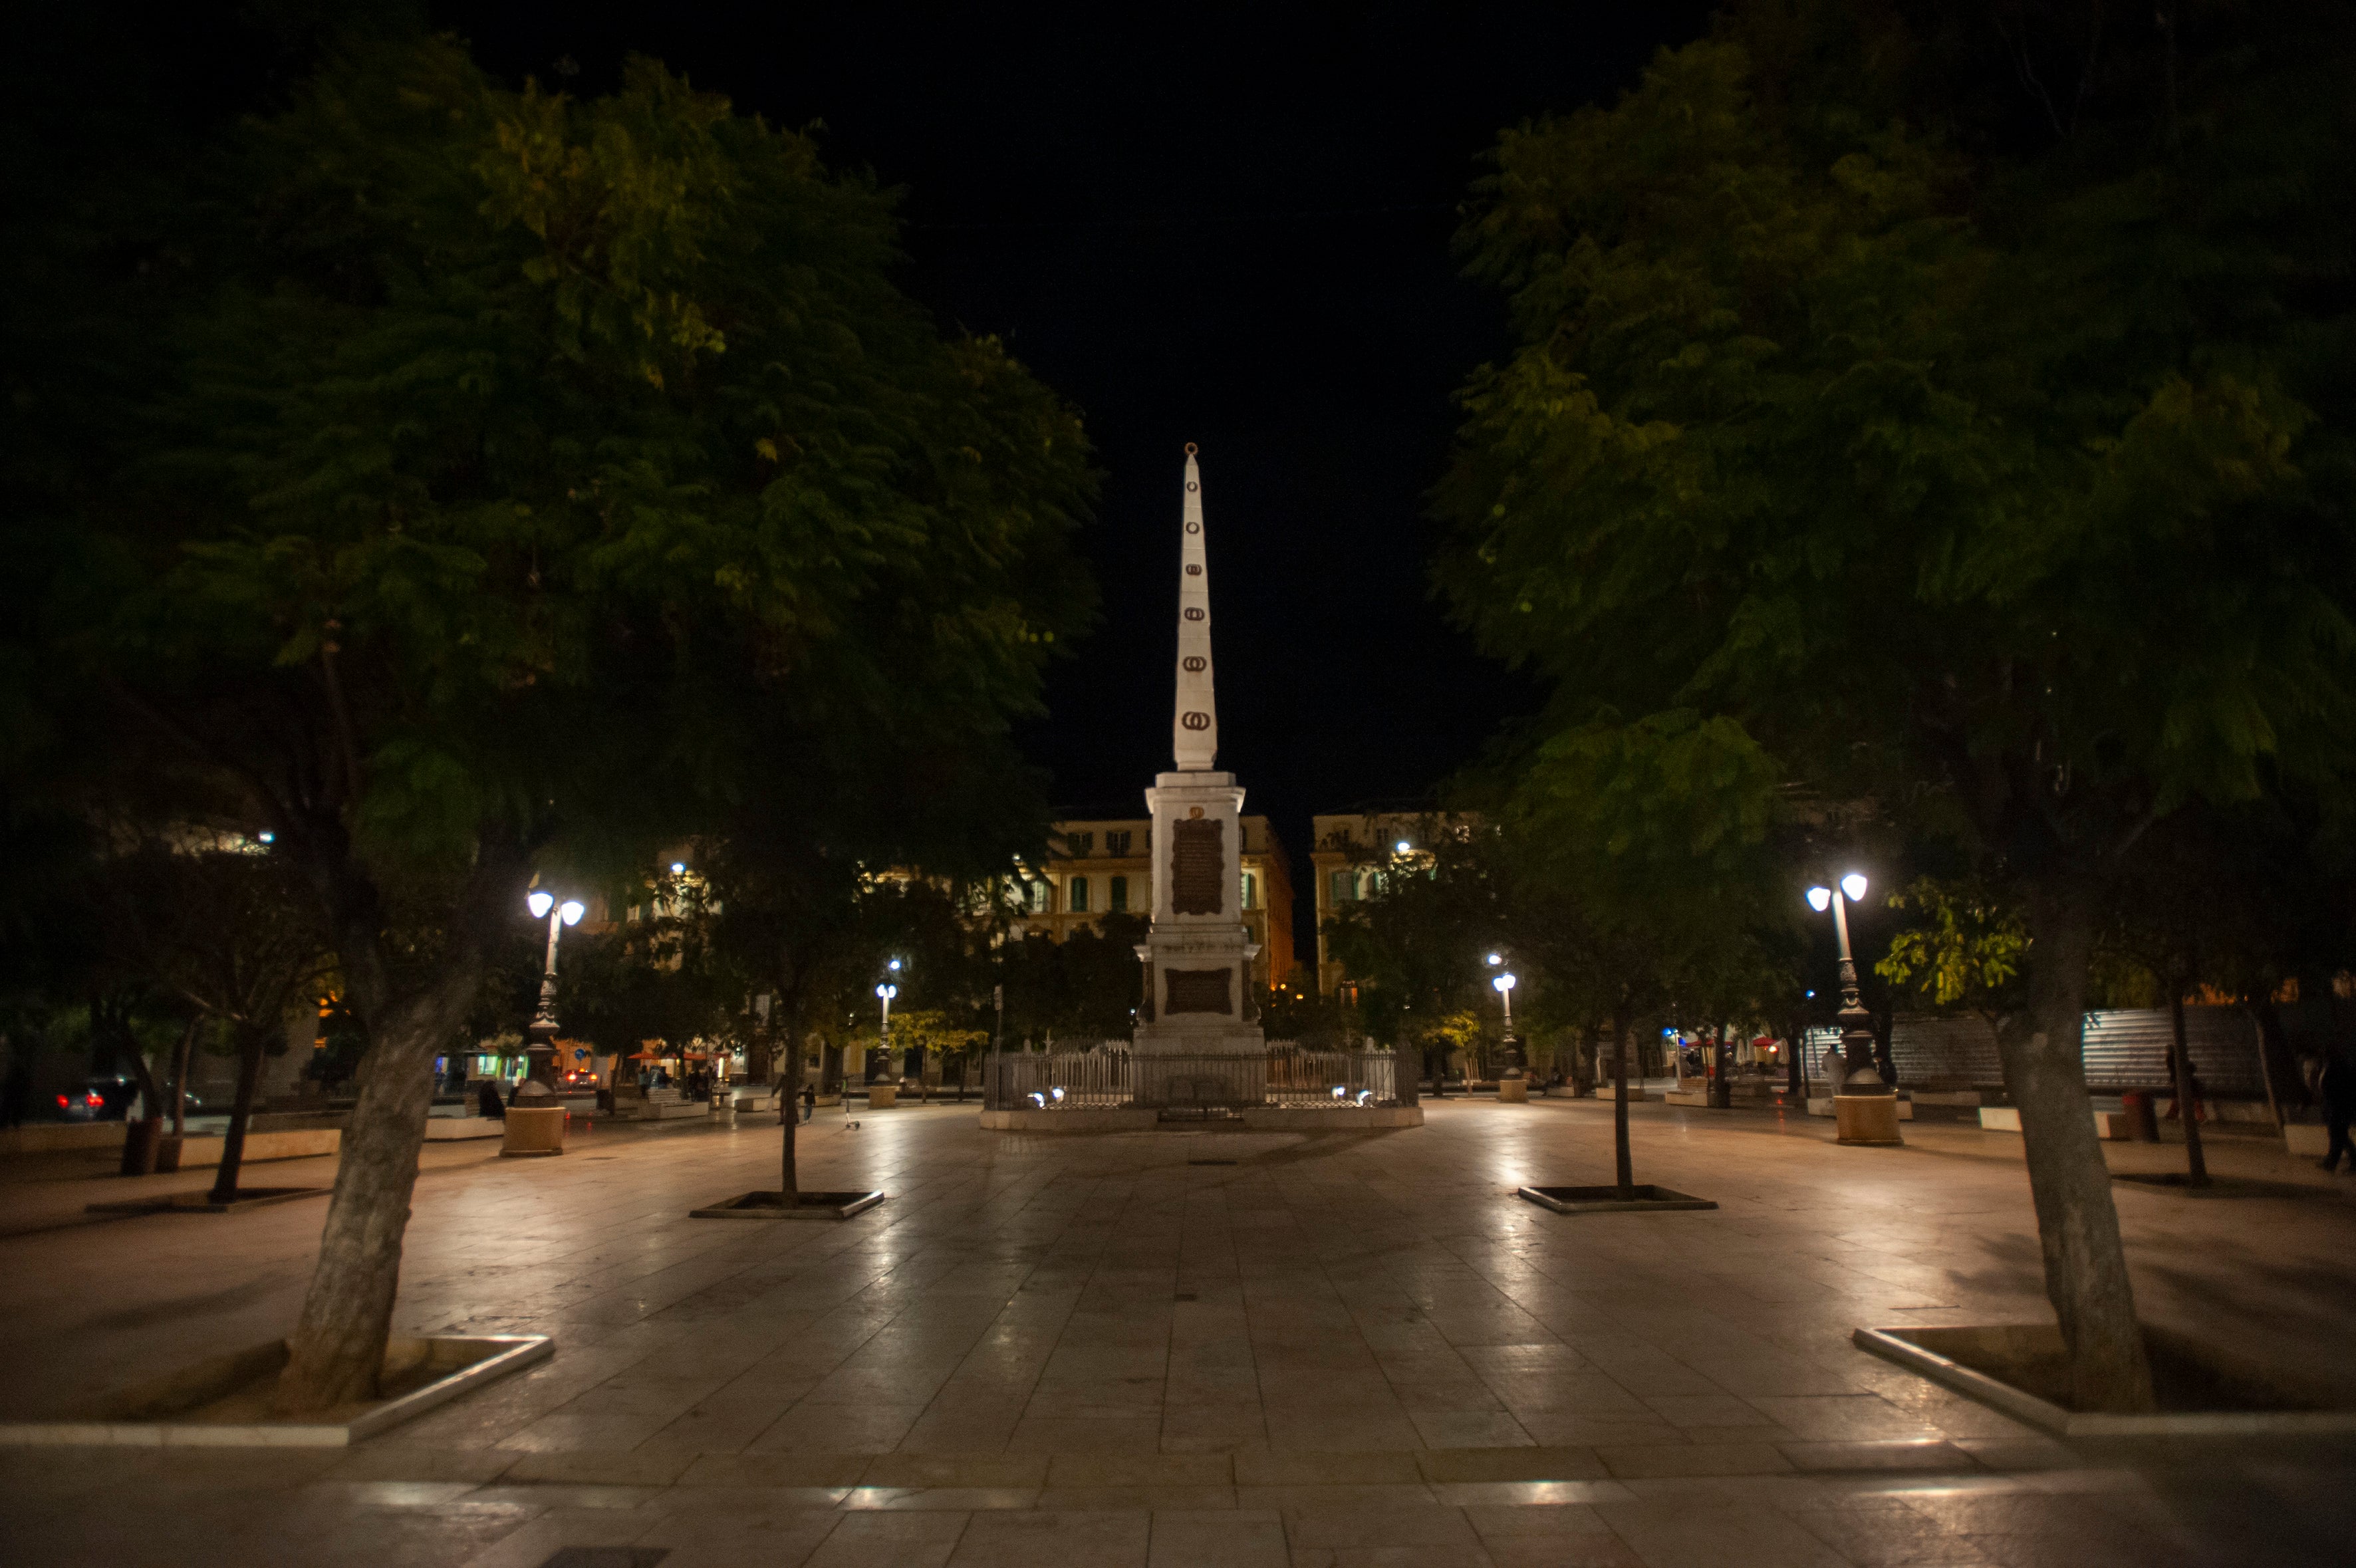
1322 822 1504 1089
98 835 334 1201
1439 6 2356 1408
1497 713 1781 1195
25 31 1093 1410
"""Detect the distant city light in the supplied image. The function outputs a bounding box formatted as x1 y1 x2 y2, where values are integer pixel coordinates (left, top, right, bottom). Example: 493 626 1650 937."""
671 861 686 874
257 831 275 844
1394 841 1411 853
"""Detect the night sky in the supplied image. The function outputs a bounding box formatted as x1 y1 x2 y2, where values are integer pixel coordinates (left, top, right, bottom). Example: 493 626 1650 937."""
440 3 1714 952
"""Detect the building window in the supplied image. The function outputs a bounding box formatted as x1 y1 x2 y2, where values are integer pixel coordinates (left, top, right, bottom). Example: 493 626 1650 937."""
1329 869 1353 904
1242 871 1258 909
1023 878 1049 914
1109 875 1129 913
1070 876 1089 913
1068 831 1094 856
1105 830 1132 856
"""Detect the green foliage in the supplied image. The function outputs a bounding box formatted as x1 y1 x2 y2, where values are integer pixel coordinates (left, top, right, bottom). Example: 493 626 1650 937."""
1875 877 2030 1014
1438 17 2356 873
44 30 1094 899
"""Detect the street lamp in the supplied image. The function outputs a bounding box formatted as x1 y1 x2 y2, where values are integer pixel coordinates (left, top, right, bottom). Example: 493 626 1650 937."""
524 890 586 1093
1805 871 1900 1146
1491 969 1525 1094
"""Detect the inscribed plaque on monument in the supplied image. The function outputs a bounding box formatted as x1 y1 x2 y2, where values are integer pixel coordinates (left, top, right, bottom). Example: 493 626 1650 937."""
1170 819 1225 915
1164 967 1233 1015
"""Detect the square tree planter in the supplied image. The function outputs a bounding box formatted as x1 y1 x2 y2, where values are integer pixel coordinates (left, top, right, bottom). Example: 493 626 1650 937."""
0 1335 551 1448
1517 1184 1718 1214
1855 1323 2356 1437
690 1190 884 1221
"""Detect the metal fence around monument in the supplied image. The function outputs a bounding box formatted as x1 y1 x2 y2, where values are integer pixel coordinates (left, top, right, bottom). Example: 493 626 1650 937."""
983 1045 1410 1112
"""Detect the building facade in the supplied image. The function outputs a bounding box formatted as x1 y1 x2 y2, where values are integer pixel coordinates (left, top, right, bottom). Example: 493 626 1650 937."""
1010 814 1296 990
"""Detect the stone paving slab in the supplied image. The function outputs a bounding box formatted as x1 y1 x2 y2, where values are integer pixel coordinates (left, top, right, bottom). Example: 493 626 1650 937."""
3 1097 2353 1564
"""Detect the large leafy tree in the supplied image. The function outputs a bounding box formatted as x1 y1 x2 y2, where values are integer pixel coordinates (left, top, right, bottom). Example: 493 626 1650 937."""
23 33 1093 1409
1439 4 2356 1408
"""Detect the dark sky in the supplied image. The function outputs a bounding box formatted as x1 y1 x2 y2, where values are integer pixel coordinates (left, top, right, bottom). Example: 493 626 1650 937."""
436 2 1714 954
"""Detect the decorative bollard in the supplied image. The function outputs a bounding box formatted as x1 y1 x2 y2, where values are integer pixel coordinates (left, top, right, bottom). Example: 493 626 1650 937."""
500 1107 567 1158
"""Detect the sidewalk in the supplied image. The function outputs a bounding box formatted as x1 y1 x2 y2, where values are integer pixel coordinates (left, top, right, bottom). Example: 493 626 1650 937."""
3 1098 2351 1565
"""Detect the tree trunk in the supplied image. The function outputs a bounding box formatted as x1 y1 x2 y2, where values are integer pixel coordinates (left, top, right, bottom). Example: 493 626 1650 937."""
1711 1022 1733 1109
1999 875 2155 1413
207 1022 268 1205
2168 987 2208 1187
273 844 519 1416
168 1017 197 1136
1611 1003 1634 1198
779 1007 802 1202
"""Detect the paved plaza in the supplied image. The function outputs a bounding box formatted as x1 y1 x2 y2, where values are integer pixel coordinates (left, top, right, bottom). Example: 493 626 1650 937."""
3 1095 2353 1566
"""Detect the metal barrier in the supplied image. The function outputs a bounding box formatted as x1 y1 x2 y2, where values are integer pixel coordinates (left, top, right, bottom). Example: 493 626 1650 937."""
983 1045 1410 1112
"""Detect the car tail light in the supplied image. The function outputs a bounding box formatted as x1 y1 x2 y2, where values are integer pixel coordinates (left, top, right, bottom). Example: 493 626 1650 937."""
55 1095 68 1109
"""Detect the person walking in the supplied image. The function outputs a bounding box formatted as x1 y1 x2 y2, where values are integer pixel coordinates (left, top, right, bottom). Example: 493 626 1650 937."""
2319 1051 2355 1174
801 1084 816 1124
476 1080 505 1120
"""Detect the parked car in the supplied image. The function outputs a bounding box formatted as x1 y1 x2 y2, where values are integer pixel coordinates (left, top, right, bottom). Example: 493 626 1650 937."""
47 1077 139 1122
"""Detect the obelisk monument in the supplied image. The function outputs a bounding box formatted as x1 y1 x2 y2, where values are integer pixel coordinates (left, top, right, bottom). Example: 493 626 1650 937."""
1132 444 1266 1107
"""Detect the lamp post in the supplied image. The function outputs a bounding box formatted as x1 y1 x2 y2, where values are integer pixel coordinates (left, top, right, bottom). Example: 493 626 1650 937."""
525 890 585 1093
1805 872 1902 1146
874 981 898 1077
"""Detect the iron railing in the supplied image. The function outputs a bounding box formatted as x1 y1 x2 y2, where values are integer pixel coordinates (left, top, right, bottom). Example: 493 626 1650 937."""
983 1044 1411 1113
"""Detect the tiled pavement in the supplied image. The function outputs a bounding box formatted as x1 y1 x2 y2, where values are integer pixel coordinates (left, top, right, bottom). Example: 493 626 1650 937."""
3 1095 2353 1565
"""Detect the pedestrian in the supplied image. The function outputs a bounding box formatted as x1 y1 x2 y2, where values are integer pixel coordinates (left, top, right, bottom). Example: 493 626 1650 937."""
476 1080 505 1120
2319 1051 2355 1174
801 1084 816 1124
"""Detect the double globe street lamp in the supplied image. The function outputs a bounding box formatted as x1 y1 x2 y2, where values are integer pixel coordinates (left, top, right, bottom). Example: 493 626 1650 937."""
1488 952 1527 1101
524 890 586 1093
1805 872 1902 1146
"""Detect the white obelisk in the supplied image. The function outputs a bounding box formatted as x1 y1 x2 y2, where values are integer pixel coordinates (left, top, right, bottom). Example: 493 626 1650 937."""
1133 445 1265 1103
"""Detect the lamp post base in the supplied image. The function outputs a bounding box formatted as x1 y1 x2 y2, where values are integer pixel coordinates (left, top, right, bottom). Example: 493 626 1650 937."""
1835 1095 1905 1146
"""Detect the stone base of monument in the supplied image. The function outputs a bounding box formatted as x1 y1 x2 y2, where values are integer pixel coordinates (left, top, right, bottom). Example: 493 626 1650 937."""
1498 1079 1528 1103
978 1105 1423 1132
0 1335 551 1448
690 1190 884 1221
1517 1184 1717 1215
1835 1095 1905 1146
866 1083 898 1109
499 1107 567 1156
1854 1323 2356 1437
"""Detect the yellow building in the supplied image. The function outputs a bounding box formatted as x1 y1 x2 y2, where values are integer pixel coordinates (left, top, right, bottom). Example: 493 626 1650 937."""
1011 814 1297 989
